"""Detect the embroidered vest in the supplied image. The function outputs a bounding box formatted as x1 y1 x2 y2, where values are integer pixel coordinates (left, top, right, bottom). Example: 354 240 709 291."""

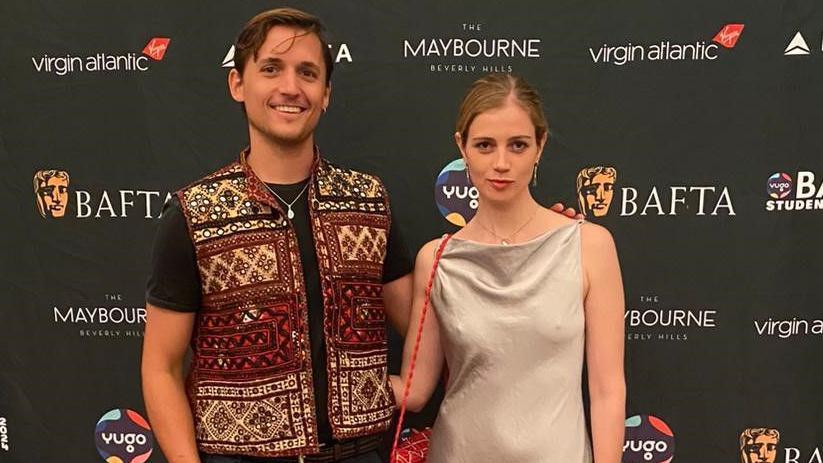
177 151 395 457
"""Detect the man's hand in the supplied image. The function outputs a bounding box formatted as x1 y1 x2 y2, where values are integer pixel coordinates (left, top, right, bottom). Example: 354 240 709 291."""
551 202 584 220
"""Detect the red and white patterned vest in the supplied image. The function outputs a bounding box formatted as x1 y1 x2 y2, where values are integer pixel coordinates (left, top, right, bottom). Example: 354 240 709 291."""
177 150 395 457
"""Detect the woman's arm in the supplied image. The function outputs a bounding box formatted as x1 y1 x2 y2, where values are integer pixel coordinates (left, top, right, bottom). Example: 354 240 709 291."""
581 223 626 463
389 239 446 413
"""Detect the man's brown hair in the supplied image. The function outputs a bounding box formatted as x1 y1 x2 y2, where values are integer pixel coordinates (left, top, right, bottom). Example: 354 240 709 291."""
233 7 334 84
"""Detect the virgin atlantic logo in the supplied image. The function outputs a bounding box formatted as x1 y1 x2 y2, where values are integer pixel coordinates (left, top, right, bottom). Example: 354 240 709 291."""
713 24 745 48
142 38 170 61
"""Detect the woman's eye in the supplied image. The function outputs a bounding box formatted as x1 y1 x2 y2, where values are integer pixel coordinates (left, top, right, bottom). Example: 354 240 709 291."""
511 141 528 152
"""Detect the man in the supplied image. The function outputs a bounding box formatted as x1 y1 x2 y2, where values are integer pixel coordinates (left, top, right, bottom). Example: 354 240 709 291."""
576 166 616 218
739 428 780 463
142 7 578 463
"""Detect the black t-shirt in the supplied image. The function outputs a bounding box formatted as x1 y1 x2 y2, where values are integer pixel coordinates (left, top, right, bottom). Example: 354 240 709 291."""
146 179 413 445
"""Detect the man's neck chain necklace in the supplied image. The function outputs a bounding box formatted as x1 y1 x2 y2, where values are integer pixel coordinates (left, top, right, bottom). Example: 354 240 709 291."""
262 181 309 220
476 207 539 246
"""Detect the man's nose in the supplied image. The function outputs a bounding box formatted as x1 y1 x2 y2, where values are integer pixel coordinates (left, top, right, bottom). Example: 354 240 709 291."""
279 69 300 95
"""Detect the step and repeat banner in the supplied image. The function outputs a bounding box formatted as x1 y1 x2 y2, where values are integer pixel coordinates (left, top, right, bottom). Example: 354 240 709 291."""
2 1 822 462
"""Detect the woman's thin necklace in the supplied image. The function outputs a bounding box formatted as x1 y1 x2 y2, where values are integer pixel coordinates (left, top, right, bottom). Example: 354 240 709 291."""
263 181 309 219
476 207 539 245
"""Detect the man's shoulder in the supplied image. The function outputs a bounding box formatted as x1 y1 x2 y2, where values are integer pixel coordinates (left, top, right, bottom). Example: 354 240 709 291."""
317 158 387 200
175 159 243 196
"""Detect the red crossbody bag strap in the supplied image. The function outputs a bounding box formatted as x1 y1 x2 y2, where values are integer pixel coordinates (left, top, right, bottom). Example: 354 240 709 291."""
390 234 452 461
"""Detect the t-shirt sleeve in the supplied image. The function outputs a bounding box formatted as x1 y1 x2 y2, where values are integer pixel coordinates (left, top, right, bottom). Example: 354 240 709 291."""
382 203 414 284
145 195 202 312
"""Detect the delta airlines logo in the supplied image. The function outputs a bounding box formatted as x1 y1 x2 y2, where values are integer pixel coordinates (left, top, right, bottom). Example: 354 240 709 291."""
33 169 171 220
590 24 744 66
575 167 736 217
784 32 811 56
32 37 170 75
221 42 353 68
764 171 823 212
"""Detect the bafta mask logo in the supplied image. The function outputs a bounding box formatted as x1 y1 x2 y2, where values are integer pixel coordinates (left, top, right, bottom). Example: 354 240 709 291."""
577 166 617 217
740 428 780 463
33 170 70 218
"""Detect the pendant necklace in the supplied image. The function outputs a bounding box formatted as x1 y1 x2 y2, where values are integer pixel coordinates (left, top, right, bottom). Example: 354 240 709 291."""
476 207 539 245
263 181 309 220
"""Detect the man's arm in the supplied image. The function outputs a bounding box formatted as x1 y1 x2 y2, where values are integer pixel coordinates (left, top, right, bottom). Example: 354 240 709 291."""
141 304 200 463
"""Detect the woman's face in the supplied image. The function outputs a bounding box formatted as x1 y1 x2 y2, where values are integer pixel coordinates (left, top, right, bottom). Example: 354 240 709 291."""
458 98 545 205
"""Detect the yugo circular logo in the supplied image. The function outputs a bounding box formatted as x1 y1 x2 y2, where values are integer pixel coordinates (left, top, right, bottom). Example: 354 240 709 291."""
434 158 478 227
623 415 675 463
94 409 153 463
767 172 793 199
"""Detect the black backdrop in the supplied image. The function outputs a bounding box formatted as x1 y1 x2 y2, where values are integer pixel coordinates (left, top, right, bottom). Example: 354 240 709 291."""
2 1 822 462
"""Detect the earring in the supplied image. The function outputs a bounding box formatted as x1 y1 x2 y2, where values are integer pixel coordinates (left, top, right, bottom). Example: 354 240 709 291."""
465 167 472 184
532 163 539 187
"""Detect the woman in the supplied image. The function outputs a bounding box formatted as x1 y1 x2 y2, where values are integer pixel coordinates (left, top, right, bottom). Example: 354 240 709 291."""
391 73 626 463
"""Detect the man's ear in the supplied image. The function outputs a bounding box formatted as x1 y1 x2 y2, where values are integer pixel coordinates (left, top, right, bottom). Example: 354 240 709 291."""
228 68 244 103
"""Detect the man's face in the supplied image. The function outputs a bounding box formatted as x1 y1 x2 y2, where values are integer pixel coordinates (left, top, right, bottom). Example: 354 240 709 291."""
36 175 69 218
229 25 330 148
579 172 615 217
743 435 779 463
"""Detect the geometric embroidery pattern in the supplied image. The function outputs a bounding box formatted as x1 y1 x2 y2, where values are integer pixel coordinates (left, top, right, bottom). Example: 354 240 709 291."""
180 152 393 456
193 373 313 455
199 242 281 295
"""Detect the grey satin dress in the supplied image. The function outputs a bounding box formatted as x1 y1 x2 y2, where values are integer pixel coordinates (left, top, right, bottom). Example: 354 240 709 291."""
427 221 593 463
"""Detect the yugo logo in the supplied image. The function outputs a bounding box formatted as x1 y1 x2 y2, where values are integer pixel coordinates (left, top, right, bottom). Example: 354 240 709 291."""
32 37 170 75
590 24 743 66
765 170 823 212
33 170 171 219
623 415 675 463
94 409 153 463
767 173 793 199
434 159 478 227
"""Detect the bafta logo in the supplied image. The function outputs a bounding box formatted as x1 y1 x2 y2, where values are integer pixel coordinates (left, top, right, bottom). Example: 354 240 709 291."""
576 166 616 217
33 170 70 218
740 428 780 463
